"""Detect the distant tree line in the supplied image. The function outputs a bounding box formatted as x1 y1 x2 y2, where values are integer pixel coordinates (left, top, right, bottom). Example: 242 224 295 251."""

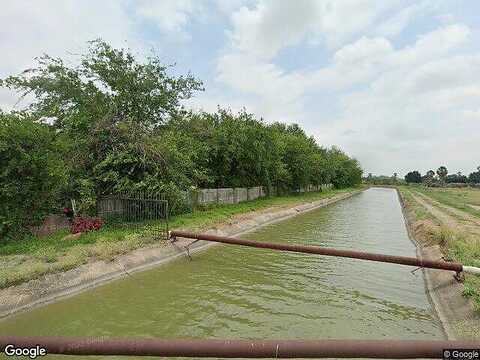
364 165 480 187
364 173 405 185
404 166 480 185
0 40 362 240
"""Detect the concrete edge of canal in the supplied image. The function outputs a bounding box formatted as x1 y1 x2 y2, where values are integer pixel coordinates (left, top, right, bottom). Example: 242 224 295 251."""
396 188 480 341
0 189 364 320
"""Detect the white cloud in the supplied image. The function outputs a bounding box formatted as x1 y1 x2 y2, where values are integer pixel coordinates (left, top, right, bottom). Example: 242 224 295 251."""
308 37 394 90
0 1 136 76
135 0 203 39
212 0 248 15
229 1 319 59
310 24 471 96
313 49 480 176
389 24 470 67
375 1 432 37
216 2 469 126
214 35 393 122
215 24 470 122
215 51 307 122
228 0 401 60
402 55 480 96
333 37 393 65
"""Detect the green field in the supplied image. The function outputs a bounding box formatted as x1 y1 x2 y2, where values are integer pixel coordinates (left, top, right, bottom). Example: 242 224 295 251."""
414 186 480 218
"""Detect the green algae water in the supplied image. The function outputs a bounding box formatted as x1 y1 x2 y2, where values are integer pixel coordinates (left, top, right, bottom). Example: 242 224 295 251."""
0 188 444 358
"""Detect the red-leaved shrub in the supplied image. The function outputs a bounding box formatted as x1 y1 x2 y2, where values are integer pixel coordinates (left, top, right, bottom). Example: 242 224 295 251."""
71 216 104 234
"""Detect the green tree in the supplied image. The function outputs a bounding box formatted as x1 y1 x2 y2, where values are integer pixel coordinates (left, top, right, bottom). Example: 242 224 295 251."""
469 168 480 184
326 147 362 188
445 173 468 183
190 109 280 189
405 171 422 183
2 40 203 210
270 123 318 191
436 166 448 184
4 40 203 132
0 112 67 239
422 170 435 185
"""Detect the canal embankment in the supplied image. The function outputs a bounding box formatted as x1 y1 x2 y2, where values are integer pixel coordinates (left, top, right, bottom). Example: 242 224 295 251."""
397 187 480 340
0 187 363 319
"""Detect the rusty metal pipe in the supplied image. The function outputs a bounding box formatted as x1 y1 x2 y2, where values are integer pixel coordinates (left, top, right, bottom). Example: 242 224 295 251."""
2 336 479 358
170 231 463 273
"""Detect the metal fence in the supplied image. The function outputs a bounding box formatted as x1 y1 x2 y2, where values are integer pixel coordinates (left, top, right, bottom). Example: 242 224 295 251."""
96 192 169 240
93 184 332 237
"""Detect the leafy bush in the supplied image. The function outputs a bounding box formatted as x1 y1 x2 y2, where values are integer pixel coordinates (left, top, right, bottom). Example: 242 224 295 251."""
71 216 104 234
0 113 67 240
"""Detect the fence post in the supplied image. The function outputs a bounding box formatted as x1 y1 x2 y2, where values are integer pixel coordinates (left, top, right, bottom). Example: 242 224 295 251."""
165 201 169 238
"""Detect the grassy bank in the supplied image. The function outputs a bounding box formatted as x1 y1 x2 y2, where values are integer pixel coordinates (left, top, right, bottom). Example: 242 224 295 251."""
0 187 360 289
414 186 480 219
398 186 480 310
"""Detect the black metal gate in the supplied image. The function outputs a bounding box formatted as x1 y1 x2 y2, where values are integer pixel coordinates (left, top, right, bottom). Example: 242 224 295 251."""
96 192 169 240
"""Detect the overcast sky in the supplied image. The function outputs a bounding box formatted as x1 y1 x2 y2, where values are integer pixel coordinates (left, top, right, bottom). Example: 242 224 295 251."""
1 0 479 177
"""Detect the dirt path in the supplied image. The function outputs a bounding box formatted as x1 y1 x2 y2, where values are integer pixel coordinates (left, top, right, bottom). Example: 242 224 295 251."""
410 191 459 228
413 191 480 235
469 204 480 211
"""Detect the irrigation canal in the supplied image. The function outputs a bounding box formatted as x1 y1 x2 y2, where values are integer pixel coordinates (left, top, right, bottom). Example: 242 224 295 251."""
0 188 444 358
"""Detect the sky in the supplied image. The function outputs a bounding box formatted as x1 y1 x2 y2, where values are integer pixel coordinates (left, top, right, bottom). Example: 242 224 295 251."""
1 0 479 177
